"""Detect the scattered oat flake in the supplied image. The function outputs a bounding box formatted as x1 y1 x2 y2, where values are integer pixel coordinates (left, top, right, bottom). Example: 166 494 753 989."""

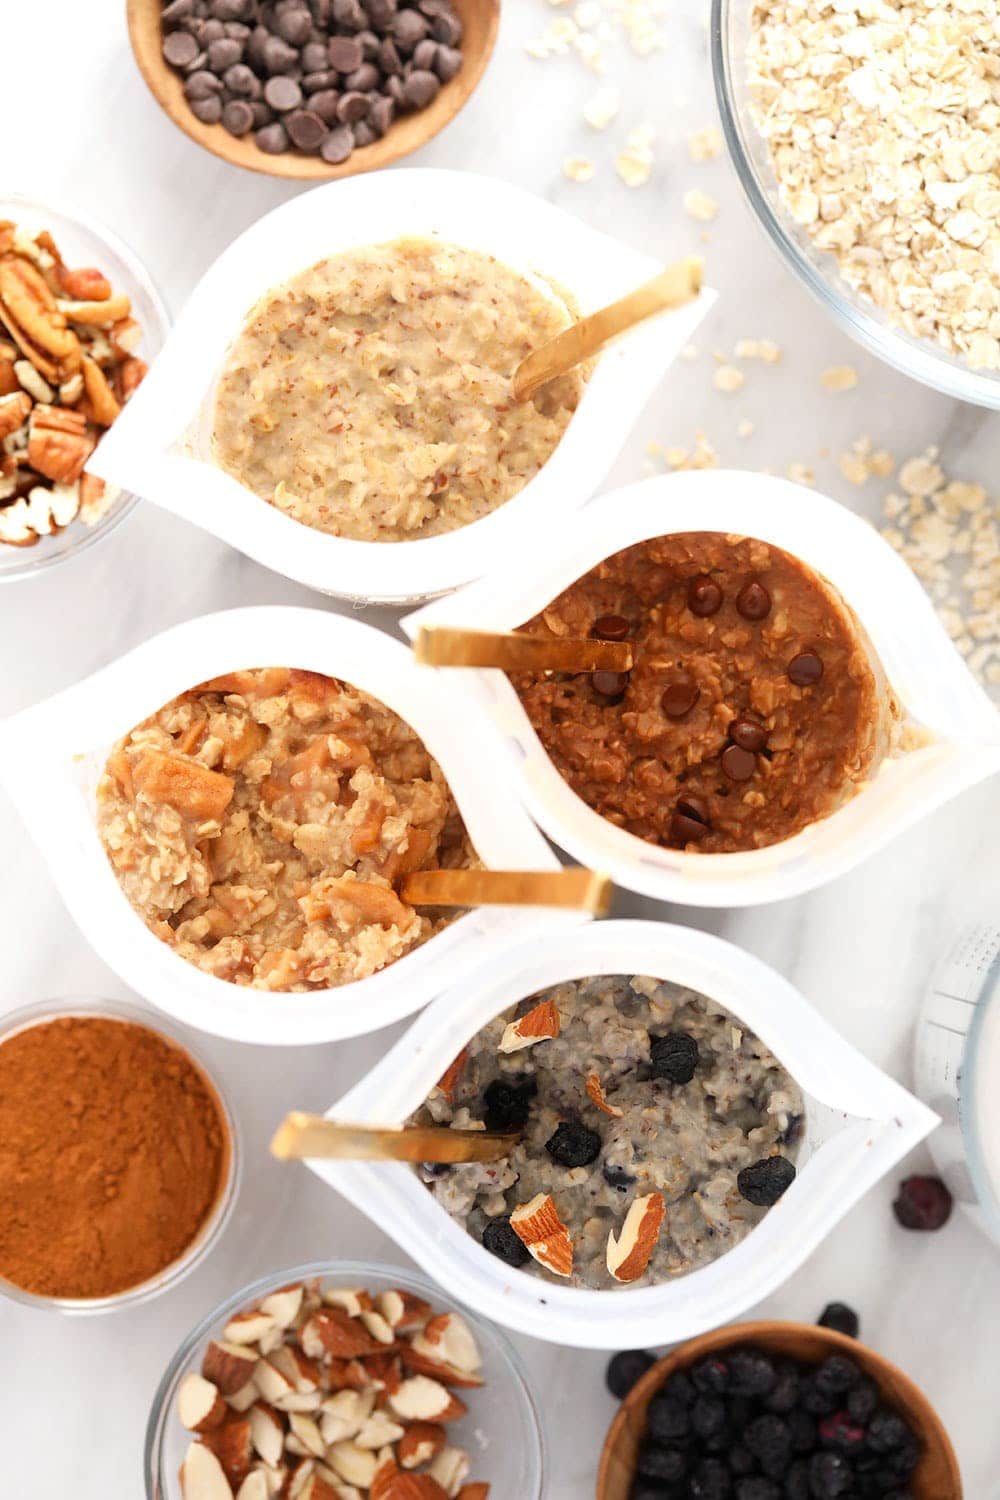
687 126 723 162
787 463 815 486
684 188 718 222
821 365 859 393
737 418 755 438
583 85 620 128
563 155 596 183
734 338 782 364
713 364 745 394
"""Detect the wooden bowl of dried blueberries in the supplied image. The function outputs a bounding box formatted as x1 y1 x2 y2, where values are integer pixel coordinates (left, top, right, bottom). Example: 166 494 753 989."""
127 0 499 179
597 1320 962 1500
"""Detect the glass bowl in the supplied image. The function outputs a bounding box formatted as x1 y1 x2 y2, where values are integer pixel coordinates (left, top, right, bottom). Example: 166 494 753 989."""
711 0 1000 408
144 1260 547 1499
0 997 240 1314
0 195 171 582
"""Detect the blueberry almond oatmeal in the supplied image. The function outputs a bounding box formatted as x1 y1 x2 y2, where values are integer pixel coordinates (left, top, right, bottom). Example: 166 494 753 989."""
411 974 803 1290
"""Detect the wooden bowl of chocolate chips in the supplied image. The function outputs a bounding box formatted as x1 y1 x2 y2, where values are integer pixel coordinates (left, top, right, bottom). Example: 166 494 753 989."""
127 0 499 179
597 1321 962 1500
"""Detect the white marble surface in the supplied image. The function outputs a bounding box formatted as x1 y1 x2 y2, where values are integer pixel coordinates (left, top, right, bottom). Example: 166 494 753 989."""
3 1 1000 1495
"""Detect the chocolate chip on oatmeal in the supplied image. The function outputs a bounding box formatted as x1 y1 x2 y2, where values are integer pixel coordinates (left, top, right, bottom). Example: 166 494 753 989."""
482 1214 531 1267
729 716 768 752
787 651 824 687
592 669 630 702
736 579 772 620
661 678 700 719
545 1120 602 1168
650 1032 700 1084
592 613 630 641
687 574 724 617
721 744 757 782
671 810 710 844
737 1155 796 1206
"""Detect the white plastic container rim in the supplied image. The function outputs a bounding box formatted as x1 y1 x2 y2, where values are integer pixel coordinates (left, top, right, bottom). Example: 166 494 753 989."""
0 606 586 1046
310 918 939 1349
87 168 714 605
404 470 1000 907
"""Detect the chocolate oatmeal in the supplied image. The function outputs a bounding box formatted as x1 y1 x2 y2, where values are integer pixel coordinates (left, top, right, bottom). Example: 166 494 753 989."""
211 238 584 543
511 532 899 853
97 668 475 990
413 975 803 1289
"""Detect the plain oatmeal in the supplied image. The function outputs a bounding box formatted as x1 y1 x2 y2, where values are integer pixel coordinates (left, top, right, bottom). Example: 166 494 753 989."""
211 237 585 543
413 975 803 1290
97 667 475 990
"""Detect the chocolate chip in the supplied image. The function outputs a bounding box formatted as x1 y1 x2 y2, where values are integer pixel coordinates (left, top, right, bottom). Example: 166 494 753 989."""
286 107 327 147
199 18 226 43
224 61 260 94
378 35 402 72
190 93 224 122
352 119 378 146
788 651 824 687
276 5 312 43
264 74 303 109
592 613 629 641
255 120 290 151
729 717 767 752
434 43 461 79
320 123 355 161
671 810 709 844
310 87 342 121
245 24 271 69
677 795 709 824
403 68 440 106
206 35 243 69
736 579 771 621
412 37 438 69
212 0 250 18
358 28 381 59
301 39 330 70
592 670 630 702
430 7 461 45
303 68 337 90
328 33 364 70
263 34 300 72
224 21 251 40
250 100 274 126
365 0 397 25
333 0 366 24
721 744 757 782
687 575 723 617
162 0 196 23
163 30 201 66
221 97 256 133
393 6 429 49
336 89 370 121
385 71 404 101
661 679 700 719
184 69 224 98
368 93 395 133
344 61 380 89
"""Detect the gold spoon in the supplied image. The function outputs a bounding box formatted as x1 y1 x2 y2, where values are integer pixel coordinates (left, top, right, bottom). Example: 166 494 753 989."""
414 625 633 674
398 865 612 914
271 1113 518 1164
512 255 703 403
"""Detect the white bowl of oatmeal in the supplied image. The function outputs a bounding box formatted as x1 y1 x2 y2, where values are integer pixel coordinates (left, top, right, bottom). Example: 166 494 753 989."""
88 169 713 604
307 920 937 1348
0 606 581 1046
404 469 1000 908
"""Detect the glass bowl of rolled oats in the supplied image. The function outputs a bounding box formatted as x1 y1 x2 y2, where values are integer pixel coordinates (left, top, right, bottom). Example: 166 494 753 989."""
0 195 170 580
712 0 1000 407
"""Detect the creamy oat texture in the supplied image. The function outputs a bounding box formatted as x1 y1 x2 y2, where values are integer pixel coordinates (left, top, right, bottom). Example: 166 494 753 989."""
211 238 584 542
97 667 475 990
749 0 1000 369
415 975 803 1289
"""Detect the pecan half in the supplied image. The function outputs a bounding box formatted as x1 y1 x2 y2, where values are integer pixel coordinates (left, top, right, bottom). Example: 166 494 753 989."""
0 390 31 439
57 266 111 301
0 339 19 396
81 354 121 426
56 292 131 326
115 355 148 403
0 257 80 365
27 404 93 484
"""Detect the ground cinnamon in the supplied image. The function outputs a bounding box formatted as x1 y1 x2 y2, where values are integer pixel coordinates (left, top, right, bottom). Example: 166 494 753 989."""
0 1014 229 1299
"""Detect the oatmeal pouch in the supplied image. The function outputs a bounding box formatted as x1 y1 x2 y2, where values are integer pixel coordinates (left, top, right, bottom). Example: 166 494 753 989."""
308 919 938 1348
403 469 1000 907
0 606 585 1046
85 168 713 605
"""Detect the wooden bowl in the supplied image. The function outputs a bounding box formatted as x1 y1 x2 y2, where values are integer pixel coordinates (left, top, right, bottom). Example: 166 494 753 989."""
597 1321 962 1500
127 0 500 180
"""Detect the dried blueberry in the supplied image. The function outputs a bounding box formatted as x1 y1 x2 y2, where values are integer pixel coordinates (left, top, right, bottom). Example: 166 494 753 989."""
637 1444 688 1484
867 1408 913 1454
744 1415 791 1477
764 1363 800 1413
818 1411 865 1454
649 1031 700 1084
846 1379 880 1424
692 1395 728 1440
482 1075 536 1131
689 1456 732 1499
783 1460 810 1500
807 1451 854 1499
729 1349 778 1398
545 1120 602 1168
814 1355 862 1398
727 1444 756 1477
735 1480 780 1500
737 1156 796 1206
606 1349 656 1400
664 1369 696 1407
481 1214 530 1268
727 1395 754 1431
692 1356 732 1395
603 1162 637 1193
787 1409 817 1453
892 1175 953 1230
817 1302 859 1339
647 1392 692 1443
800 1374 839 1416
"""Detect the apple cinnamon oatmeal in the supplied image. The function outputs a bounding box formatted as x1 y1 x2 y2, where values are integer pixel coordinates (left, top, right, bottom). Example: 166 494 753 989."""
96 668 475 990
211 237 584 543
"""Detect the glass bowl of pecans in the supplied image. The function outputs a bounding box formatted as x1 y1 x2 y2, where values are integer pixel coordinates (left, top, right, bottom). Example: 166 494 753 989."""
144 1260 546 1499
0 195 170 580
712 0 1000 408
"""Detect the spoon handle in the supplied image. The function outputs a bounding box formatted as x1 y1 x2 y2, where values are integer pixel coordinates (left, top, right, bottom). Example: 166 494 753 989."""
399 865 612 914
271 1113 518 1163
414 625 633 673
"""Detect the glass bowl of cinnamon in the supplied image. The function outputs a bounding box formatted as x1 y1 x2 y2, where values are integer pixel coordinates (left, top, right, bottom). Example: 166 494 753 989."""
0 996 240 1314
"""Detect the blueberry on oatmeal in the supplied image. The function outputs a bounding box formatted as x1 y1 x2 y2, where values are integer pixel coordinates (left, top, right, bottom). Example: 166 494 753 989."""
545 1120 602 1168
650 1031 700 1084
737 1155 797 1207
481 1214 531 1268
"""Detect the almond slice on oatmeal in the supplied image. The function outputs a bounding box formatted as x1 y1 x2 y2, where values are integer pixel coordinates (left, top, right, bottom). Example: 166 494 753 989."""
586 1072 624 1118
510 1192 574 1278
498 998 560 1054
606 1192 666 1283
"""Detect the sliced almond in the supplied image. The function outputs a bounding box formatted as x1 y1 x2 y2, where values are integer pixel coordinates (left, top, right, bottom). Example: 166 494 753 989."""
287 1460 315 1499
290 1413 327 1459
410 1314 480 1377
398 1344 485 1391
498 999 560 1053
260 1284 304 1329
427 1448 469 1498
375 1289 431 1333
177 1373 228 1433
270 1344 321 1393
322 1287 373 1318
433 1047 469 1102
300 1309 384 1362
295 1476 343 1500
362 1352 402 1396
372 1469 450 1500
354 1411 405 1450
224 1311 279 1348
359 1309 395 1346
606 1192 666 1283
457 1486 490 1499
254 1359 295 1407
235 1473 270 1500
249 1404 285 1468
585 1072 623 1118
326 1441 377 1489
326 1358 372 1393
388 1377 467 1425
398 1422 446 1470
509 1193 574 1278
202 1417 253 1490
228 1382 261 1414
202 1342 260 1398
179 1441 234 1500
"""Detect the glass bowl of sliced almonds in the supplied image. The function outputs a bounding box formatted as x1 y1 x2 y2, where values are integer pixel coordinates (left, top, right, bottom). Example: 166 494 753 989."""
0 195 170 580
144 1260 546 1500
